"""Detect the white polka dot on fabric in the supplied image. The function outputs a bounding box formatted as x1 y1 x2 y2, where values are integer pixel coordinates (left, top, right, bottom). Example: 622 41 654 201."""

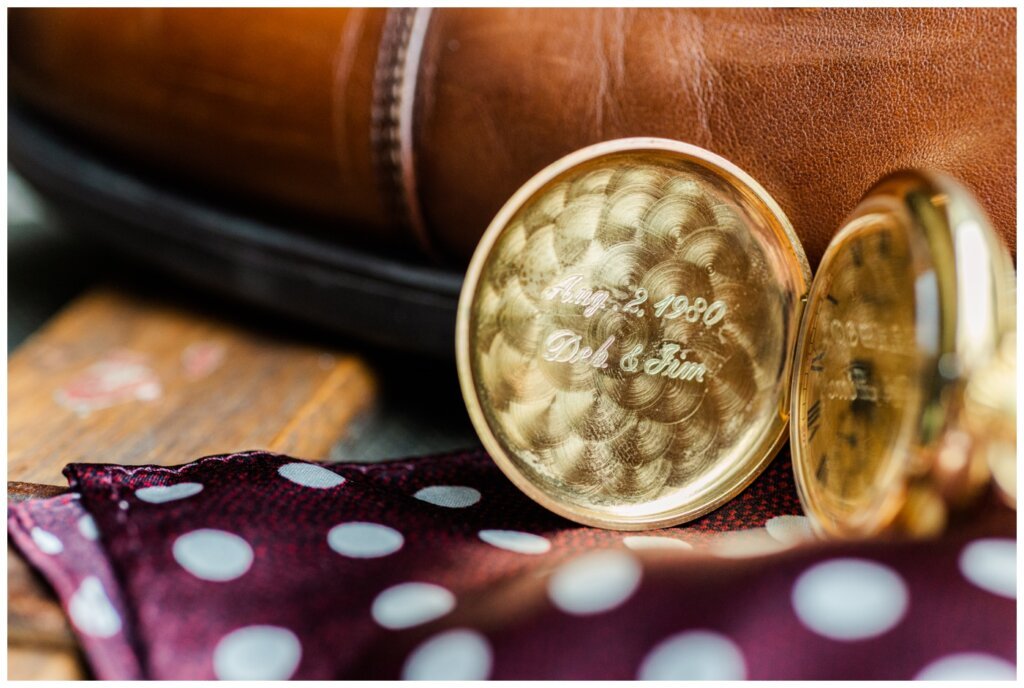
765 515 814 545
327 522 404 559
372 582 456 629
637 629 747 680
914 652 1016 680
711 528 789 559
213 625 302 680
959 538 1016 599
68 576 121 638
792 558 908 641
478 529 551 554
77 514 99 541
548 549 642 616
173 529 254 582
401 628 492 680
414 485 481 508
623 535 693 551
31 527 64 554
277 462 345 489
135 482 204 504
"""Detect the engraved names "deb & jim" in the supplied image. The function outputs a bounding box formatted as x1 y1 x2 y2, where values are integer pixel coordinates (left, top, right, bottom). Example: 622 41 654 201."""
538 273 725 383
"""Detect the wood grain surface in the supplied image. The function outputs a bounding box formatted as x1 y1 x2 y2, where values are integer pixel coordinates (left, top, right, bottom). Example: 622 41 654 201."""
9 287 377 484
8 286 380 679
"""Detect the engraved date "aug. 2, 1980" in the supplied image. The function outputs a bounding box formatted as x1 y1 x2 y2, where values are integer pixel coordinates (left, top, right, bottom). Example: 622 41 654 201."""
542 273 727 326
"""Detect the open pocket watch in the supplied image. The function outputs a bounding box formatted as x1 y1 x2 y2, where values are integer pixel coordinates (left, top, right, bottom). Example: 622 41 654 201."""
789 170 1016 538
456 139 1015 535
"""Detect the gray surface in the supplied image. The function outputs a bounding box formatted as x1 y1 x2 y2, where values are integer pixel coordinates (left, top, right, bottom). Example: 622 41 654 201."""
8 171 106 350
330 353 476 463
7 168 478 461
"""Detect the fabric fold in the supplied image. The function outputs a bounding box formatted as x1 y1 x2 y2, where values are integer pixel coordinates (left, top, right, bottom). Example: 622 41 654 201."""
8 448 1016 680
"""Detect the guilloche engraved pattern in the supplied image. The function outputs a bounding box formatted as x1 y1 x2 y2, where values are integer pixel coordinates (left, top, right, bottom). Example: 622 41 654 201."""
469 153 793 510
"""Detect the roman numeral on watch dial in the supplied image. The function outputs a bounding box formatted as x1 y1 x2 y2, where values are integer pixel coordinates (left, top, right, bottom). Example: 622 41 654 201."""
807 399 822 441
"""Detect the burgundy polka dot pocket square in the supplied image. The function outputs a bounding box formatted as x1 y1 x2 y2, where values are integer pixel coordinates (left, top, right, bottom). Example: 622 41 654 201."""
7 449 1016 680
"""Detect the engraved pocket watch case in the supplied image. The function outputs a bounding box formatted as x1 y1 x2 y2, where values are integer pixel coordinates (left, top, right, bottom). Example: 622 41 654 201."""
456 138 811 529
789 170 1016 539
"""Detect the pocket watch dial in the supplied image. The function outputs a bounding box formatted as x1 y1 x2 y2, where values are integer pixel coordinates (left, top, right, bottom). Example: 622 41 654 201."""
791 169 1015 538
792 217 923 535
457 139 810 529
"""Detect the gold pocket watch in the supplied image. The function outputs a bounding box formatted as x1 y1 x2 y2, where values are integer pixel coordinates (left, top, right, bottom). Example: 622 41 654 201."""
456 138 811 530
457 140 1014 535
789 170 1016 538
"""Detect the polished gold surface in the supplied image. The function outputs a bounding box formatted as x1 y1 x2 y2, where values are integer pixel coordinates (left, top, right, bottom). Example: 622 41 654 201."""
457 138 810 529
965 331 1017 508
791 170 1016 538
